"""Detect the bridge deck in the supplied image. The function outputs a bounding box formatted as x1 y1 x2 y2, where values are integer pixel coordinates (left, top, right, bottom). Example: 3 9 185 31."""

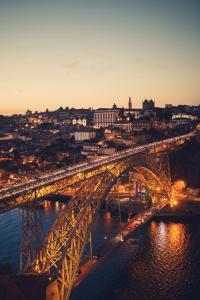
0 131 194 205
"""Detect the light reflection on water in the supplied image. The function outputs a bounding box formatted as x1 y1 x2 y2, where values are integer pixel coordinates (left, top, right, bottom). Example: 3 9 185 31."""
0 201 63 273
0 202 120 273
145 222 191 300
1 204 200 300
71 220 200 300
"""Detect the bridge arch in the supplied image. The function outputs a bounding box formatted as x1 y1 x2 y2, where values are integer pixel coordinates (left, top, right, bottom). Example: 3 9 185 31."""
27 153 171 300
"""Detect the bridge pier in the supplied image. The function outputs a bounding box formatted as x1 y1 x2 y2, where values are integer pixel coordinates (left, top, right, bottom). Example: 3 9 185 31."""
46 279 60 300
20 201 43 272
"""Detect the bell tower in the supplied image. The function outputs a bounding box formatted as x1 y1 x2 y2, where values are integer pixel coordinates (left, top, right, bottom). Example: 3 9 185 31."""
128 97 132 110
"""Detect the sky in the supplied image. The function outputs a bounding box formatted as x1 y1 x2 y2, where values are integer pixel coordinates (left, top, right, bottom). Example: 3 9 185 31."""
0 0 200 115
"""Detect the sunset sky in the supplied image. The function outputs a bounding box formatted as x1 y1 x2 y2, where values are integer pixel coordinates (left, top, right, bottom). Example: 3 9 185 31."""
0 0 200 115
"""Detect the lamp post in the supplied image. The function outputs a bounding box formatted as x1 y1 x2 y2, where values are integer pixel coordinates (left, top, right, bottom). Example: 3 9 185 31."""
118 199 123 242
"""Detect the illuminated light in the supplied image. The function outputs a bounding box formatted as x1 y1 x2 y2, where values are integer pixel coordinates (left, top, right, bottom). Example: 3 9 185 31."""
156 186 160 192
105 211 111 219
120 233 124 242
173 200 178 206
170 197 174 207
168 223 186 255
158 222 167 245
104 236 107 240
172 179 186 191
49 277 52 281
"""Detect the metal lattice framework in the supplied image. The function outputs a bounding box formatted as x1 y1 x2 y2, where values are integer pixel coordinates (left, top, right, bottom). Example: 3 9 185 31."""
20 202 43 271
22 153 172 300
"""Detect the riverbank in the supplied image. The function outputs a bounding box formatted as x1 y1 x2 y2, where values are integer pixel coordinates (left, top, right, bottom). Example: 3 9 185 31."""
153 200 200 221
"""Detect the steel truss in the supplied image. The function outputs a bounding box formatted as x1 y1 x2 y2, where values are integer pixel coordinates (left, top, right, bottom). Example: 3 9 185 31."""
20 201 43 271
22 153 171 300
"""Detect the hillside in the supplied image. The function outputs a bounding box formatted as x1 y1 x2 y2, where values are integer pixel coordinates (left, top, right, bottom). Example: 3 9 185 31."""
169 137 200 188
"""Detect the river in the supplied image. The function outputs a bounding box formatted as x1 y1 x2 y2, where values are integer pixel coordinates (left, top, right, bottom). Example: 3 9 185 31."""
1 201 200 300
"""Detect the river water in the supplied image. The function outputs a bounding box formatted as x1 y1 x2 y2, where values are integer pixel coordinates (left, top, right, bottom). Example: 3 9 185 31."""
1 201 200 300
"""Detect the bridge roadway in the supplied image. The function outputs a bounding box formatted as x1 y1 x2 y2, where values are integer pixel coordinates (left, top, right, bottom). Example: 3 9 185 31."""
0 131 195 204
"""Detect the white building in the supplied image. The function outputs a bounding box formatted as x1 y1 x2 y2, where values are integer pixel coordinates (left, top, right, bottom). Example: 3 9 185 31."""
70 127 96 141
172 113 198 121
93 109 119 128
124 109 141 120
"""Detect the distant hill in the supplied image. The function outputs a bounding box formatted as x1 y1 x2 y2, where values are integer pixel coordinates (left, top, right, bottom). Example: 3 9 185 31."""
169 137 200 188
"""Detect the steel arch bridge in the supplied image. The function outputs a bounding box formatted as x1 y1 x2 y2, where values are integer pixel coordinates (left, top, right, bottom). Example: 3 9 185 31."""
0 129 199 300
27 152 171 300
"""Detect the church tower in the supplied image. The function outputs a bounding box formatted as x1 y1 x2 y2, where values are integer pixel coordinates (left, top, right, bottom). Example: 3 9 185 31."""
128 97 132 110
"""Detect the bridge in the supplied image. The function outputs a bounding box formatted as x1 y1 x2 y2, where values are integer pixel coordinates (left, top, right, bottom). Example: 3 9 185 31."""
0 129 198 300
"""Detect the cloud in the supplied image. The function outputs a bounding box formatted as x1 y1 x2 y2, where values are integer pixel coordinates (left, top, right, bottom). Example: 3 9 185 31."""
86 64 115 75
63 61 79 69
62 60 114 76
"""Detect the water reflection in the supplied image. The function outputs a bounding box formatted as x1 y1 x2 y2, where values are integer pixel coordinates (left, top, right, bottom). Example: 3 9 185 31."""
148 222 190 299
0 200 64 273
55 201 59 210
1 206 200 300
44 200 50 209
150 221 188 255
72 219 200 300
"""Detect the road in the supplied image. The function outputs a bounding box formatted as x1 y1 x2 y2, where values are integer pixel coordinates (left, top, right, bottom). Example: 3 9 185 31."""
73 203 166 288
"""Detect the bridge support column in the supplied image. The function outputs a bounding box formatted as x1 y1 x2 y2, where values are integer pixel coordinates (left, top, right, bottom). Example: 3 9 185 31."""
136 182 139 198
20 201 43 272
89 231 93 260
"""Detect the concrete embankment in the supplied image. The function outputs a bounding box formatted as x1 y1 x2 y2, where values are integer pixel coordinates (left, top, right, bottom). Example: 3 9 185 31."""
153 200 200 221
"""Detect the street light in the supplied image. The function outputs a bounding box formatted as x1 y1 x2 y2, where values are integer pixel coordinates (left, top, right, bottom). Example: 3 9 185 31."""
156 186 160 192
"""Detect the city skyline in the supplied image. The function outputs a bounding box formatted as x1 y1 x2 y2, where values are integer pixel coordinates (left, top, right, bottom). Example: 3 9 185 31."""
0 0 200 115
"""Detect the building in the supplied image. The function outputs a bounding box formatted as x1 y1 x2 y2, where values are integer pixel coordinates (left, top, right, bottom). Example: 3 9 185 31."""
56 107 70 120
143 99 155 110
152 120 168 130
165 104 173 108
172 113 198 121
132 120 151 131
69 126 96 141
124 109 141 120
167 119 191 129
128 97 132 110
113 121 133 132
122 97 141 120
81 144 116 159
93 109 119 128
72 117 87 126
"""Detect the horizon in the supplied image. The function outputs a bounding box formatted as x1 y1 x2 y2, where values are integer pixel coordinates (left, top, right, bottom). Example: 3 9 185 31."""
1 98 200 117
